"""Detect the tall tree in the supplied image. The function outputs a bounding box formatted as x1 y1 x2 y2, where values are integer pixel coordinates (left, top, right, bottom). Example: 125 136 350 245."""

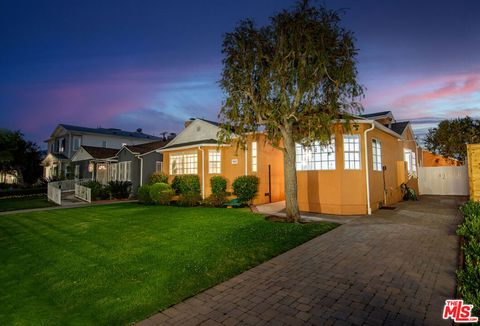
0 129 43 185
218 1 363 221
424 117 480 162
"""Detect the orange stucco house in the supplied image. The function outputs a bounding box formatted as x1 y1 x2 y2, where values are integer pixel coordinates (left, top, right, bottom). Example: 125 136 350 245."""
159 111 419 215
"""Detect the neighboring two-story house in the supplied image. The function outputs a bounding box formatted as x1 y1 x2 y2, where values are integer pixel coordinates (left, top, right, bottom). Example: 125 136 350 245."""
42 124 161 179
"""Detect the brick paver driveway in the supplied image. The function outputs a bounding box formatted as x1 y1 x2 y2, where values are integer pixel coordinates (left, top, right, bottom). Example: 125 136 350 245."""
139 195 465 325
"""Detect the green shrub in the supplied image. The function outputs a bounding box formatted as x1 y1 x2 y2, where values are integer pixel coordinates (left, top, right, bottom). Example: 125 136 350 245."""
82 180 108 200
149 182 174 205
137 185 152 204
172 175 201 195
210 176 227 195
108 181 131 199
203 192 227 207
0 187 46 198
149 172 168 185
177 192 202 207
232 175 259 203
457 200 480 315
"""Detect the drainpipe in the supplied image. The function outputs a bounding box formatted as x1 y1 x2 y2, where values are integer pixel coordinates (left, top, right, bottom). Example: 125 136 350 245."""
139 156 144 187
198 147 205 199
364 122 375 215
244 146 248 176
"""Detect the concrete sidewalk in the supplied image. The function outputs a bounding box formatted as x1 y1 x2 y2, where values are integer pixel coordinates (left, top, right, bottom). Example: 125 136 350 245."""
138 195 465 325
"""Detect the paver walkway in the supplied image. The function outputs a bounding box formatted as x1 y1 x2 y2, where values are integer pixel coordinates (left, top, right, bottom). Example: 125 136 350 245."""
139 195 465 326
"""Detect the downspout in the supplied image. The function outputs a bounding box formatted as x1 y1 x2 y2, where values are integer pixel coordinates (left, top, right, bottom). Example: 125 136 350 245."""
364 122 375 215
139 156 143 187
244 146 248 176
198 147 205 199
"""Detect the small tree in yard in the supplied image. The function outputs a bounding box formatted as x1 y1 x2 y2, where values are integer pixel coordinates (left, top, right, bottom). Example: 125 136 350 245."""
218 1 363 221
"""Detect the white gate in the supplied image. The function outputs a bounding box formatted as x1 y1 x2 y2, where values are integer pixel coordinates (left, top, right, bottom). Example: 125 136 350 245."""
418 166 469 195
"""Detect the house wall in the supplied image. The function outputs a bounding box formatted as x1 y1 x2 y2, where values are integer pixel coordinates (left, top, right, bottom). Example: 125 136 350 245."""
296 125 368 215
421 150 461 167
141 151 163 186
366 126 419 211
117 148 140 193
162 134 285 205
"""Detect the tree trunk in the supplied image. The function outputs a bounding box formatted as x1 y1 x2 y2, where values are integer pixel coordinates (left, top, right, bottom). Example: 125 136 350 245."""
282 129 300 222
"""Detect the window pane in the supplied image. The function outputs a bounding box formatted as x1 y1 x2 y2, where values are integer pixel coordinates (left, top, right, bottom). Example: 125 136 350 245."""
344 135 361 170
295 137 336 171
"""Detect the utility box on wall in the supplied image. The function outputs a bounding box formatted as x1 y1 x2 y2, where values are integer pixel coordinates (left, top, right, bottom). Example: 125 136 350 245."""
467 144 480 201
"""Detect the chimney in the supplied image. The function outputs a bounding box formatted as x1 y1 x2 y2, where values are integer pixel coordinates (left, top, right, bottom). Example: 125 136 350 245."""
184 118 195 128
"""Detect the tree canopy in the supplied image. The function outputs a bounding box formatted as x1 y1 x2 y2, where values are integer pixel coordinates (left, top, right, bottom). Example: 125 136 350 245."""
424 117 480 162
0 130 43 185
218 0 363 221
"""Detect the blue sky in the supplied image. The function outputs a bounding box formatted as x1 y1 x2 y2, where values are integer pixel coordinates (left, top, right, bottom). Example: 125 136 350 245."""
0 0 479 146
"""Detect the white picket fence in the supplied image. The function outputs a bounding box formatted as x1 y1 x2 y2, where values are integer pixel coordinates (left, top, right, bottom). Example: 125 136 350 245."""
47 179 90 205
47 183 62 205
75 184 92 203
418 166 469 196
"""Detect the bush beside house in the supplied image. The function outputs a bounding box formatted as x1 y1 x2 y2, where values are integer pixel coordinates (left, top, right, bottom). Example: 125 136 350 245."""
204 176 228 207
457 201 480 315
149 183 174 205
232 175 259 204
149 172 168 185
82 180 131 201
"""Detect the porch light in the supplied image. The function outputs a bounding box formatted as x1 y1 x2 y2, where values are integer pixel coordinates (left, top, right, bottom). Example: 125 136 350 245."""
98 164 107 171
88 163 94 172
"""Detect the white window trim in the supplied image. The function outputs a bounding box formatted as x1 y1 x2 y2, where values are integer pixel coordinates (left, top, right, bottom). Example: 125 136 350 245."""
208 149 221 174
372 138 382 172
343 134 361 170
155 161 163 173
404 149 417 176
118 161 131 181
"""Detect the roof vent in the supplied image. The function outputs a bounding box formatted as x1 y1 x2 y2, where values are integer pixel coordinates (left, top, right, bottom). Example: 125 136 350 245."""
136 128 143 133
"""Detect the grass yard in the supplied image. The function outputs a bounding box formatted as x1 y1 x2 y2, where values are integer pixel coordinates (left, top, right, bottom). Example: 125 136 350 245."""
0 203 337 325
0 195 55 212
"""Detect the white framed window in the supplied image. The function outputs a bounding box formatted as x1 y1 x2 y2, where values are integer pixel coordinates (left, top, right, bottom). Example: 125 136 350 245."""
59 138 65 152
155 161 163 173
404 149 417 176
208 150 221 174
295 137 336 171
74 165 80 179
118 161 131 181
169 152 198 175
344 135 361 170
372 139 382 171
109 163 118 181
73 137 81 151
251 142 257 173
102 141 107 148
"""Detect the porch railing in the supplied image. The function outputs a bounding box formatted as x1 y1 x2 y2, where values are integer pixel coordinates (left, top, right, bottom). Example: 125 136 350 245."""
75 184 92 203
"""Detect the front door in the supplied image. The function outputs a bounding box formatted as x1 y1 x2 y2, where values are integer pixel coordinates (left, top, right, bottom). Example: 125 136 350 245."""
96 163 108 184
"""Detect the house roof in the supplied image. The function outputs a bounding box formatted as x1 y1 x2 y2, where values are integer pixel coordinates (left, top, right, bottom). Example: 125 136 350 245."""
161 139 219 150
58 124 161 140
387 121 410 135
124 140 170 154
81 145 119 159
360 111 392 119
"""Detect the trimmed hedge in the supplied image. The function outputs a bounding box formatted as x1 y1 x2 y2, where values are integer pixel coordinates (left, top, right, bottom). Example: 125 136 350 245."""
149 183 174 205
82 181 109 200
172 175 201 195
203 192 227 207
137 185 153 204
210 176 227 195
232 175 259 203
457 201 480 315
149 172 168 185
0 187 47 199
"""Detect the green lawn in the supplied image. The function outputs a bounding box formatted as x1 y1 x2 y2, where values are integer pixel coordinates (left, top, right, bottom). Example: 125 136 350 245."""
0 204 337 325
0 195 55 212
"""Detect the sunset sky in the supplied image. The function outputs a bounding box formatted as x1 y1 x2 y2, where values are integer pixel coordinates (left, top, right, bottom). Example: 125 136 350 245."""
1 0 479 147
